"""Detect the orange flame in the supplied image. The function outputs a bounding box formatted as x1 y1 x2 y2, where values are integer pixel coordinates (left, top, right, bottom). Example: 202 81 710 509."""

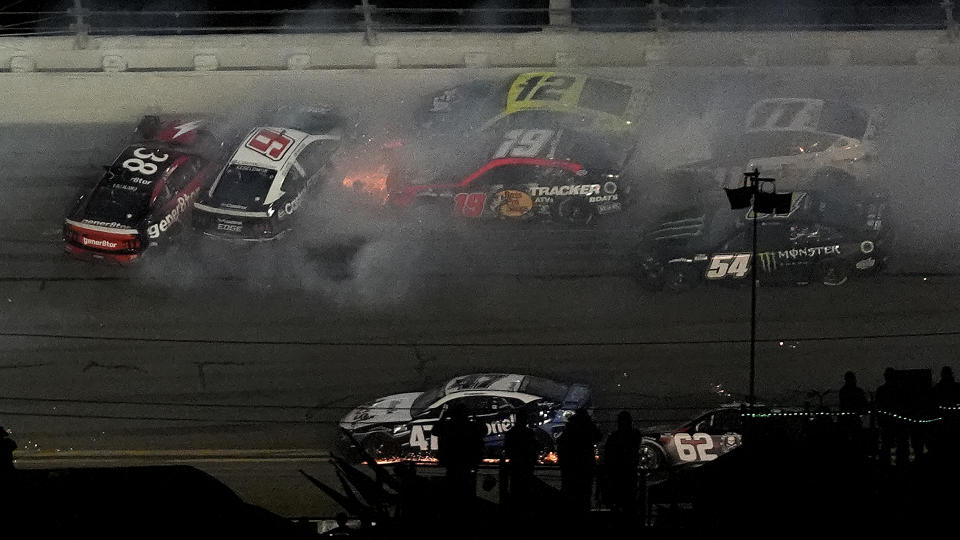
342 164 390 202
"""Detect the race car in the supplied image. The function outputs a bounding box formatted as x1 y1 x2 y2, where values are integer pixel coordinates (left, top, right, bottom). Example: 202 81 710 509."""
415 71 644 137
338 373 592 462
639 404 821 471
639 405 747 472
192 107 343 241
676 98 880 192
638 169 891 290
63 115 224 264
384 126 634 225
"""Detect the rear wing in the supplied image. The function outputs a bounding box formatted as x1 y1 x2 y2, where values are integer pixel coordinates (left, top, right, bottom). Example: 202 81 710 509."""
563 384 592 410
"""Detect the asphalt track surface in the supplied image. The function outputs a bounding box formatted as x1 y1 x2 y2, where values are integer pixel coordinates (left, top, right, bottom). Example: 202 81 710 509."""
2 66 960 516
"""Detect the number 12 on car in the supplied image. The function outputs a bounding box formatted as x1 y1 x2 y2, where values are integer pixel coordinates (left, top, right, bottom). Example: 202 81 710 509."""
706 253 751 279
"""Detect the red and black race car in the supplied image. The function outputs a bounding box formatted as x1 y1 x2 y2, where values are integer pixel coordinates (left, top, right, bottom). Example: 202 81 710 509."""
63 116 224 263
381 127 635 225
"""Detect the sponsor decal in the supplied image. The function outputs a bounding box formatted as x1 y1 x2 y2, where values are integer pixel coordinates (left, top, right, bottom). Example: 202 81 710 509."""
534 196 554 204
82 219 124 228
529 184 601 197
430 89 458 112
722 434 742 449
596 201 622 215
216 221 243 233
81 237 118 248
856 258 876 270
757 245 841 272
860 240 875 254
588 194 618 203
146 189 199 238
281 190 305 219
493 189 534 218
603 181 618 194
129 177 151 186
485 415 515 436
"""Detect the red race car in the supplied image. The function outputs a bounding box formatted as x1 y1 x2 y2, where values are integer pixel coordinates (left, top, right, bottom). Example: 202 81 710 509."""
63 116 224 263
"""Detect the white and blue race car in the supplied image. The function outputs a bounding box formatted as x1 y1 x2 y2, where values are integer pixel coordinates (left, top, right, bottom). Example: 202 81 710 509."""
338 373 592 462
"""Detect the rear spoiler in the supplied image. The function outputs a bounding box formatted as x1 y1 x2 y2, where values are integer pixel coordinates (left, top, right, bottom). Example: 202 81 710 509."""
562 384 592 410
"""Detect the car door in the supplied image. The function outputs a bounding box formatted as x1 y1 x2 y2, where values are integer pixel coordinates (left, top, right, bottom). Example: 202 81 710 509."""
453 164 537 221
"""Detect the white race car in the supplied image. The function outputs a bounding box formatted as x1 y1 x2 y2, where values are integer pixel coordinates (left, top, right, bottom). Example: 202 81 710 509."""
677 98 880 192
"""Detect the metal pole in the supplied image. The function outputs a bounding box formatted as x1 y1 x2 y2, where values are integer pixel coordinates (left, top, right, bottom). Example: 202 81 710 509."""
749 175 758 409
549 0 573 28
652 0 665 33
360 0 377 46
68 0 90 50
943 1 959 41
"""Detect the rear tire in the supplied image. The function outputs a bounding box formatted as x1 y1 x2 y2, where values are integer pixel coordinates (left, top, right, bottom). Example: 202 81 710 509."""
816 258 850 286
663 263 700 292
554 198 596 226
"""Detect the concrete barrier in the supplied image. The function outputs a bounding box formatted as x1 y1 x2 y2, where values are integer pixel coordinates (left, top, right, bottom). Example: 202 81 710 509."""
2 30 960 73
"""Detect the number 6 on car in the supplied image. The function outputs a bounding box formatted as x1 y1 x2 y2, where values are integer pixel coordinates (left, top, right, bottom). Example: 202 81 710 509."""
706 253 751 279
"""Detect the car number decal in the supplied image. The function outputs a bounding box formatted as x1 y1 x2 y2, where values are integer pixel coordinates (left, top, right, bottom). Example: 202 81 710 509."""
515 75 576 102
674 432 718 462
121 147 169 175
410 425 438 451
705 253 751 279
492 129 555 159
245 128 294 161
454 192 486 218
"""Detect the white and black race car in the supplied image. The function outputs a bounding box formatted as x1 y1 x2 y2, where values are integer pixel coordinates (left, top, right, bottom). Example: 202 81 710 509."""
675 98 880 192
192 107 343 241
338 373 592 462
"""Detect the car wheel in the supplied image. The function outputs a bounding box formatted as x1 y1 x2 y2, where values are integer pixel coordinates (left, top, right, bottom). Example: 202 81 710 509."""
817 258 850 286
361 432 402 462
663 263 699 292
554 197 595 226
639 442 666 472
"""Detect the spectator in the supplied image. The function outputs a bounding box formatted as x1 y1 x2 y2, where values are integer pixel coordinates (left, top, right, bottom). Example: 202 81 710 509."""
932 366 960 462
557 408 602 513
876 368 908 466
431 403 485 509
603 411 645 518
500 408 539 509
0 426 14 475
838 371 869 456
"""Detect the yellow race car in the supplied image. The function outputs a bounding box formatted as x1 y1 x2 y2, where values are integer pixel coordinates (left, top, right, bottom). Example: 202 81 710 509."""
415 71 643 137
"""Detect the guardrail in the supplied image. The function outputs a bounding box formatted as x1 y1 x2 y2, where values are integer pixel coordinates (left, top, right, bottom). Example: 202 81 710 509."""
1 1 958 46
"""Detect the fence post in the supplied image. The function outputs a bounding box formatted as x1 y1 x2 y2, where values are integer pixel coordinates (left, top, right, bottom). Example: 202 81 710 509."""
943 1 959 42
549 0 572 28
68 0 90 50
359 0 377 45
651 0 666 33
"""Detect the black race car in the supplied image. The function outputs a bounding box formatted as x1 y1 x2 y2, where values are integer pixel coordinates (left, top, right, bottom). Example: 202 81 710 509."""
384 126 635 225
64 116 224 263
638 172 891 289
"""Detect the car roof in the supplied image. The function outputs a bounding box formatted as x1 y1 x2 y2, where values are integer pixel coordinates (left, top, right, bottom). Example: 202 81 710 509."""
444 373 526 394
229 126 310 170
744 98 870 139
